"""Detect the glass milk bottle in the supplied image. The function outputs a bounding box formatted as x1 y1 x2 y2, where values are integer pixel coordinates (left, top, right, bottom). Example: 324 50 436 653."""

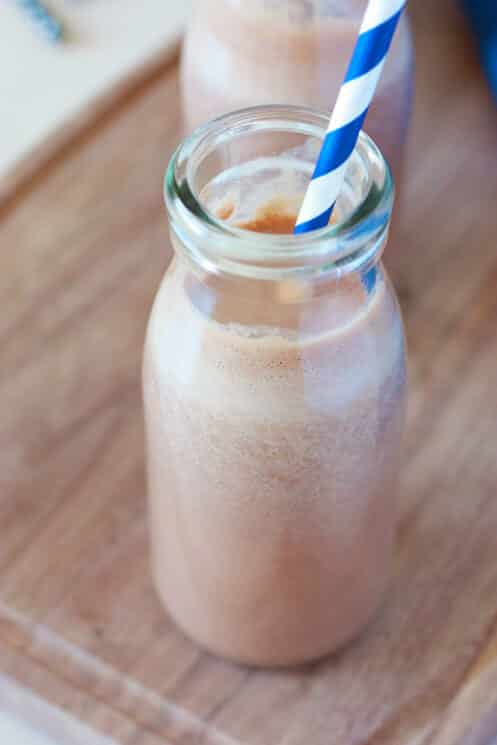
143 107 407 667
181 0 414 195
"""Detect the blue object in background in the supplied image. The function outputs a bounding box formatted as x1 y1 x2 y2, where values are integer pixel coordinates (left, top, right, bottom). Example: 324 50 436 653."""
460 0 497 103
15 0 63 44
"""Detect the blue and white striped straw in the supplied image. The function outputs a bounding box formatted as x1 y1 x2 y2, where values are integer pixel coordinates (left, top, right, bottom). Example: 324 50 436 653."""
295 0 407 234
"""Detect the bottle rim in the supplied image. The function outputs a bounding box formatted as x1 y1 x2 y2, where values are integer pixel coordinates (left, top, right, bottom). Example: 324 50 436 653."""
165 105 394 280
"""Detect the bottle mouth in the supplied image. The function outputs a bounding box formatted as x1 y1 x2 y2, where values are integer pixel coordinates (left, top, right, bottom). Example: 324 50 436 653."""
165 105 394 280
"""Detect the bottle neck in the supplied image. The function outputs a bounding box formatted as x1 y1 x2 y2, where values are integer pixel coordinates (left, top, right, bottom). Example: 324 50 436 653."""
173 249 386 339
166 107 394 284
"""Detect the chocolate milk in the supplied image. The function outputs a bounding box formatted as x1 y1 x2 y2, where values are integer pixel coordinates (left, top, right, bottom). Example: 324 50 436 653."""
144 203 407 666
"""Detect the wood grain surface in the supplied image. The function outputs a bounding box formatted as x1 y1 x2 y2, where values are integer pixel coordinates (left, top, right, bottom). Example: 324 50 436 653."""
1 2 497 744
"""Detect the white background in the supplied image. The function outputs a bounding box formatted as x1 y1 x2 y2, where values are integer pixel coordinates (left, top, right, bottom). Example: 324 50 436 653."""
0 0 191 177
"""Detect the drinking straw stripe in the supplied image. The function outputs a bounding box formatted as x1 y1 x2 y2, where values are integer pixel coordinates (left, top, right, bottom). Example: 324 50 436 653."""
15 0 63 43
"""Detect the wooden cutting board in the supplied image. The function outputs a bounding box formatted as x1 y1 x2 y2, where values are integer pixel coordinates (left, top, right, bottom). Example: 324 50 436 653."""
1 2 497 744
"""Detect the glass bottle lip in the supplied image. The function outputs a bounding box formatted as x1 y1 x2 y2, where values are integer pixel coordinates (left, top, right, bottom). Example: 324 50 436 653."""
165 105 394 280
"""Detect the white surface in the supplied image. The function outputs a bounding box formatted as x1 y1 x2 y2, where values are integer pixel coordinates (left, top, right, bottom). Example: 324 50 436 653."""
0 710 60 745
0 675 117 745
0 0 190 177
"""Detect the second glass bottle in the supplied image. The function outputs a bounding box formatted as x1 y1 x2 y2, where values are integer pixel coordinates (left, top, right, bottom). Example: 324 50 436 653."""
181 0 415 194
